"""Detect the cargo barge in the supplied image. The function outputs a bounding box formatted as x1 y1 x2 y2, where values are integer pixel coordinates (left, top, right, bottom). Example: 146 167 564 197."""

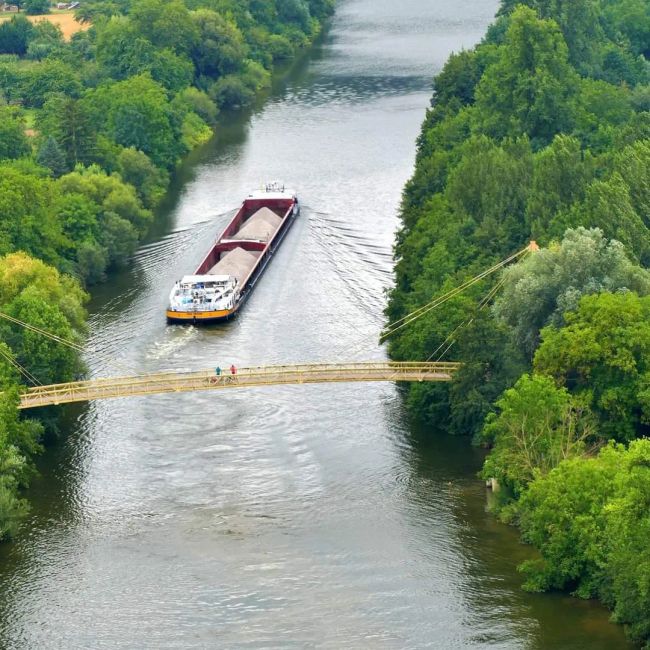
166 182 299 323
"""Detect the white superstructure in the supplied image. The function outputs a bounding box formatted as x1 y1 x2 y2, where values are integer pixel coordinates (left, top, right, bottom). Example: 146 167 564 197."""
168 275 239 313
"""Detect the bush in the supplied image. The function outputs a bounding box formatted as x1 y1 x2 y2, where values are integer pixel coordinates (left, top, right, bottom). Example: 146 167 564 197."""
209 75 255 110
24 0 51 16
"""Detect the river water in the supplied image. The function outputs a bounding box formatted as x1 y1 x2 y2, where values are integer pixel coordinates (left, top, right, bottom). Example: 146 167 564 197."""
0 1 633 648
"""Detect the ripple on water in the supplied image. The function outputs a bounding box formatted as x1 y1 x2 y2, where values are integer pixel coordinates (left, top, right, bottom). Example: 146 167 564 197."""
0 0 634 647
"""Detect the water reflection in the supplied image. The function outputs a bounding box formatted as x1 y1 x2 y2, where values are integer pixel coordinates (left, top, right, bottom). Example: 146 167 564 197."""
0 0 633 647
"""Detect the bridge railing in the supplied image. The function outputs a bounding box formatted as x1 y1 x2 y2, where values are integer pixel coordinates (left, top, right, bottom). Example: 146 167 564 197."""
18 361 461 409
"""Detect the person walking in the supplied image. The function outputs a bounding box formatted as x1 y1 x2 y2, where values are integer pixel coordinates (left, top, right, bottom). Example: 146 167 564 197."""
215 366 222 376
230 364 237 375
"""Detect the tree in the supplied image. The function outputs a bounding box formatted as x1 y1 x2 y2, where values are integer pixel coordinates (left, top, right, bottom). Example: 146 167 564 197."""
116 147 168 208
0 358 41 540
95 17 193 91
26 20 64 60
20 60 82 108
0 15 34 55
494 227 650 357
433 49 481 107
603 0 650 58
514 437 650 647
481 373 596 496
534 292 650 441
209 75 255 110
276 0 311 32
98 211 138 269
0 163 64 267
86 74 183 168
604 438 650 644
473 6 579 146
38 95 96 167
191 9 246 78
516 443 620 596
553 174 650 263
24 0 50 15
36 136 67 177
448 310 525 439
128 0 198 54
0 107 30 161
525 135 592 236
445 135 532 254
611 140 650 228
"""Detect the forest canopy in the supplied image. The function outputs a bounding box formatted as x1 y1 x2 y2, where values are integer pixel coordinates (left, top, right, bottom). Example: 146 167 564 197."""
387 1 650 644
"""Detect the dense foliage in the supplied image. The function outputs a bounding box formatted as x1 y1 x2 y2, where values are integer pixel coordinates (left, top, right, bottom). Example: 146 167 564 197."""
0 0 334 286
0 0 334 540
387 0 650 643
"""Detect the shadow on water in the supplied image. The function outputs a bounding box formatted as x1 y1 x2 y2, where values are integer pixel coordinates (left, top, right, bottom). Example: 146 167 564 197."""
389 415 633 650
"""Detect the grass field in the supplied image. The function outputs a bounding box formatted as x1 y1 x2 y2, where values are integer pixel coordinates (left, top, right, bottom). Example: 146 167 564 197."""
0 10 89 40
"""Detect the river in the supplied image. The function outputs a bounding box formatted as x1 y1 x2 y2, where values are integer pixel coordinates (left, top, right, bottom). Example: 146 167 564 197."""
0 1 633 648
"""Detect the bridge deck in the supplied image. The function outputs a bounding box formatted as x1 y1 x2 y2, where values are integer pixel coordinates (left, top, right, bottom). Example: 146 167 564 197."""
18 362 459 409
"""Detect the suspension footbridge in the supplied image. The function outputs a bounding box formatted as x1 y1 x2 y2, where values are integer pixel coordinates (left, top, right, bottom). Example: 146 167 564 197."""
17 362 460 410
2 242 538 411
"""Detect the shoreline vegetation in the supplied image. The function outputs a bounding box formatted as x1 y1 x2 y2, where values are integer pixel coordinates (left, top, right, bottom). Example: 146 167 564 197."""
0 0 334 541
387 0 650 645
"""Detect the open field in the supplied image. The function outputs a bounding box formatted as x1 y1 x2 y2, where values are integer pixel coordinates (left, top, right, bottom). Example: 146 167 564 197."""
0 10 89 39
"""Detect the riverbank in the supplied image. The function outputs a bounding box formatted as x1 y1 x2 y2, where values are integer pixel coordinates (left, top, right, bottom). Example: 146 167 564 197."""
387 0 650 644
0 0 335 541
0 0 632 646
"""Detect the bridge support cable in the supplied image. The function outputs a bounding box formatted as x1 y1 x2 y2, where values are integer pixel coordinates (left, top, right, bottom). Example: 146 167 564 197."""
380 242 538 344
0 310 86 353
0 346 42 387
0 309 136 378
426 272 509 362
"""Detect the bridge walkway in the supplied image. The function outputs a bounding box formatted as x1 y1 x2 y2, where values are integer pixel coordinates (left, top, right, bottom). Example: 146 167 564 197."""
18 361 459 410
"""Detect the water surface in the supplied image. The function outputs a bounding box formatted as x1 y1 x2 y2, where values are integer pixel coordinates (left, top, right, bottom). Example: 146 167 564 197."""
0 1 631 647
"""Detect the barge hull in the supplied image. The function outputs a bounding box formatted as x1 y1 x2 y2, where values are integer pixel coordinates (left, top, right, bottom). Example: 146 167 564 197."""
166 186 299 324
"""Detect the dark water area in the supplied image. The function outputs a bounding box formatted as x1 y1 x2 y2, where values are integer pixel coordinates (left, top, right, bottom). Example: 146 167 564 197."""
0 1 632 647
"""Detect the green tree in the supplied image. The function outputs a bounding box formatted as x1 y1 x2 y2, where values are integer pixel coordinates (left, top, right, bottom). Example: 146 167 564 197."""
116 147 168 208
534 292 650 441
0 107 30 161
525 135 592 236
95 17 194 91
191 9 246 78
20 59 82 108
552 174 650 263
481 372 597 498
36 136 68 177
473 6 579 146
129 0 199 54
494 228 650 357
26 20 64 60
98 211 138 269
604 439 650 644
24 0 50 15
611 140 650 228
0 15 33 55
38 95 96 167
516 443 620 596
0 163 63 266
87 74 184 168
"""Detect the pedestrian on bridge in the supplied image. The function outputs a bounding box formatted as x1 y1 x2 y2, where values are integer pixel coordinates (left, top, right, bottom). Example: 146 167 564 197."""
230 364 237 375
215 366 221 376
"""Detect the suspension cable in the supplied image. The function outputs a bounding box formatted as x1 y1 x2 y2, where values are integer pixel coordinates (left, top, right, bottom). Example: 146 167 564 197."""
380 242 536 343
0 346 42 386
427 272 510 362
0 311 85 352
